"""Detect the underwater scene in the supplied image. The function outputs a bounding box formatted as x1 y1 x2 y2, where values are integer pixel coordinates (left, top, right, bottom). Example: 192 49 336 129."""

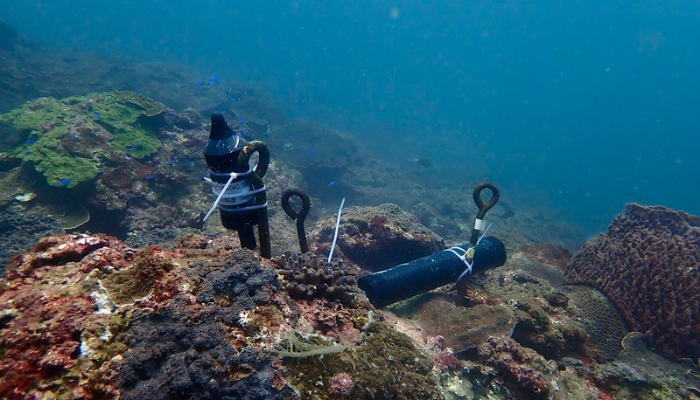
0 1 699 399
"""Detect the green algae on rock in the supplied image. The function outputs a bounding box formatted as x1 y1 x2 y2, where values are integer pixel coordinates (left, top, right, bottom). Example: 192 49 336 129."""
0 92 167 187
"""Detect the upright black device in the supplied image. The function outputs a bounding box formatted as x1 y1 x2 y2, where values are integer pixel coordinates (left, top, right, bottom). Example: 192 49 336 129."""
203 113 271 258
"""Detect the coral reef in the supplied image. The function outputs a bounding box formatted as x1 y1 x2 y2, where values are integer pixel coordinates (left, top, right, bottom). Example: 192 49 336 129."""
312 203 445 271
0 233 449 400
563 203 700 360
2 21 699 399
0 93 166 187
273 251 357 305
281 320 444 400
564 286 629 359
476 337 555 399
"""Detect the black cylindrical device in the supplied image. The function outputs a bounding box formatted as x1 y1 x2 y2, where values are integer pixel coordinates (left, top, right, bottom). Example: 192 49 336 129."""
203 113 271 256
358 236 506 308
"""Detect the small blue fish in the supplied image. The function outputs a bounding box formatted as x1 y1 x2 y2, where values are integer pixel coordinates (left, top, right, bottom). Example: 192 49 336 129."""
307 149 317 156
238 119 245 126
229 96 238 102
209 76 221 84
166 113 175 120
26 138 36 144
195 80 205 88
145 174 154 180
168 132 177 139
93 113 100 120
23 150 31 155
59 178 71 186
328 180 336 186
72 135 80 141
127 145 140 151
170 156 178 163
242 128 249 135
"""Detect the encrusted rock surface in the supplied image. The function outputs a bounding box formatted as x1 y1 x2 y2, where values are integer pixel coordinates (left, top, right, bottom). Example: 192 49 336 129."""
0 205 63 276
312 203 445 271
563 203 700 360
0 233 445 400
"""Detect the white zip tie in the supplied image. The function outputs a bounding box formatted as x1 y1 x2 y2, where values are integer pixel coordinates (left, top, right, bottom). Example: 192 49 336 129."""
328 197 346 262
202 172 237 222
454 221 493 282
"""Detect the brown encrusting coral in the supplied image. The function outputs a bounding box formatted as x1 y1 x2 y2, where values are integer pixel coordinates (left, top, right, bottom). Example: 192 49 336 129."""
563 203 700 360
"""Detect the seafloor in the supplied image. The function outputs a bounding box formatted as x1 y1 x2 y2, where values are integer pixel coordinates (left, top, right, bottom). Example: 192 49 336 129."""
1 21 699 400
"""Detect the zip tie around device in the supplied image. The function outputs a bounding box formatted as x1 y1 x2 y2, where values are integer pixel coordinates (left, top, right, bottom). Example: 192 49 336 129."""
449 221 493 282
203 167 253 222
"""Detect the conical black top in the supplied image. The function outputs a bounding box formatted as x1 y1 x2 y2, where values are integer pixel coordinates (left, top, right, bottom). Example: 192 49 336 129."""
209 113 235 140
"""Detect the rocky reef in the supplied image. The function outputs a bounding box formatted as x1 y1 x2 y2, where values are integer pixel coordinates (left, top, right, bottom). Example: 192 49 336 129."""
1 20 699 398
4 204 699 400
0 233 448 400
1 92 167 188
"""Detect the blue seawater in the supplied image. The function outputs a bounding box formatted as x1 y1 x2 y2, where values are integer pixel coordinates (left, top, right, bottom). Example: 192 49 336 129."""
2 0 698 234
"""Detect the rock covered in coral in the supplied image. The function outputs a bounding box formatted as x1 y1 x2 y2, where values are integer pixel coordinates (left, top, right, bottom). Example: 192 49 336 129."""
563 203 700 360
273 251 357 304
312 203 445 271
476 337 555 399
0 92 168 187
0 232 449 400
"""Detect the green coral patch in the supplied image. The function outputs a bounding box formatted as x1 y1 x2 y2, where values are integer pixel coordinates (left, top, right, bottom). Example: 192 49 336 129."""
114 91 166 117
111 124 161 159
18 146 97 188
0 92 167 187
